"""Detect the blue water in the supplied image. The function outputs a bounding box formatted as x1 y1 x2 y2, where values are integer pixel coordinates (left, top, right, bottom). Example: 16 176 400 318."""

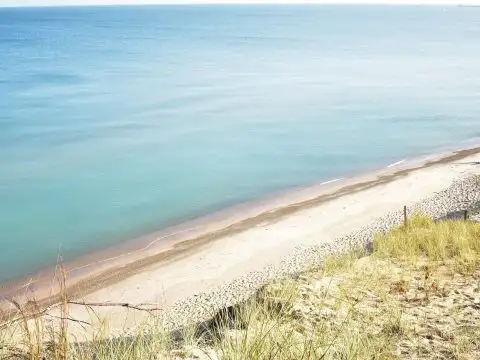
0 5 479 283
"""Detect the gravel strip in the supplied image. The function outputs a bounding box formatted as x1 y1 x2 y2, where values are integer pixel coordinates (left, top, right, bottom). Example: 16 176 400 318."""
157 174 480 332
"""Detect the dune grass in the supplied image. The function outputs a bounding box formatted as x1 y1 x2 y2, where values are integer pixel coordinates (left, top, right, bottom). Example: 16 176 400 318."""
1 214 480 359
374 214 480 273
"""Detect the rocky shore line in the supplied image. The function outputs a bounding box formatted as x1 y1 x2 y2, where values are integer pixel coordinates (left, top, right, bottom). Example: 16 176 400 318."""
161 174 480 332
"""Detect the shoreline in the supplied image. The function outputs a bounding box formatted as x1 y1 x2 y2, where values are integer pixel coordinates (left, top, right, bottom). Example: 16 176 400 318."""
159 154 480 333
1 144 480 317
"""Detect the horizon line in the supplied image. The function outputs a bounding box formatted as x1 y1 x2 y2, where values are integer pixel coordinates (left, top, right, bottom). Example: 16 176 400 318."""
1 1 478 9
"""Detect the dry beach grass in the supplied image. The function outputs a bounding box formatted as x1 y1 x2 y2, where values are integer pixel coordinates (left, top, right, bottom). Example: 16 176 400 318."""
1 214 480 359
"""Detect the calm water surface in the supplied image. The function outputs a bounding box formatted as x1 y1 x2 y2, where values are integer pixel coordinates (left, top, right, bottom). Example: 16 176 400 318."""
1 5 480 282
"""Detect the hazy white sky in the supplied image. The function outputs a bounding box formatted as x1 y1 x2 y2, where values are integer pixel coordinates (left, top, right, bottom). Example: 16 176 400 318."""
0 0 478 6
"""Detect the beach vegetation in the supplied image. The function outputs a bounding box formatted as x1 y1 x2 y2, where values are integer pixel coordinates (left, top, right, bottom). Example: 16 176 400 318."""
1 215 480 359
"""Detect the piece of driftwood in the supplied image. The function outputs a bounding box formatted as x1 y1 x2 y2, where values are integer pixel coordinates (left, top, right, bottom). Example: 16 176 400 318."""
68 301 163 313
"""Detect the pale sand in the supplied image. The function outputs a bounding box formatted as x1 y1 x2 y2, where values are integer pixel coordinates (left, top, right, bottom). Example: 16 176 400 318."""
50 148 480 337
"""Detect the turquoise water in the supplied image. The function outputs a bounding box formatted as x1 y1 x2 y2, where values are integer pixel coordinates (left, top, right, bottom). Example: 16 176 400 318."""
1 5 479 283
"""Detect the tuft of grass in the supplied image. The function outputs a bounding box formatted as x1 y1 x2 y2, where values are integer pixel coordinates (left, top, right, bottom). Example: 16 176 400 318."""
321 247 367 276
373 214 480 273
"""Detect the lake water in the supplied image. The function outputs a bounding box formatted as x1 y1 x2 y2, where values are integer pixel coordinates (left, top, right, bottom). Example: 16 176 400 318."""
0 5 479 283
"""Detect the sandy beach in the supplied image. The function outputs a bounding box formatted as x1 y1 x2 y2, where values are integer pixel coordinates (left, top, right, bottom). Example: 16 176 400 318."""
3 148 480 333
2 146 480 338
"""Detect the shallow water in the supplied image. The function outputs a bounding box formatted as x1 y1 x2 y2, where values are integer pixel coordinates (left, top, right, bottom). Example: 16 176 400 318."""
1 5 480 283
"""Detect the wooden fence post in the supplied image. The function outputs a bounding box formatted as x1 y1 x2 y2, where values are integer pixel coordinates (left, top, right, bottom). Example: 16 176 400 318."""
464 210 468 221
404 205 407 227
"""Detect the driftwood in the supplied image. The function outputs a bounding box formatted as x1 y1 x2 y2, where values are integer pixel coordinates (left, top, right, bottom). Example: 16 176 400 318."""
68 301 163 313
0 299 163 332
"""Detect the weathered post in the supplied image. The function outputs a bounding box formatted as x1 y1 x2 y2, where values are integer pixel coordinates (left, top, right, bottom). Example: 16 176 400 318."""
464 210 468 221
404 205 407 227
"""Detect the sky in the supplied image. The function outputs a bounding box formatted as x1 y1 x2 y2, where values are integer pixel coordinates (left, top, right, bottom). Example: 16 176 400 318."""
0 0 479 6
